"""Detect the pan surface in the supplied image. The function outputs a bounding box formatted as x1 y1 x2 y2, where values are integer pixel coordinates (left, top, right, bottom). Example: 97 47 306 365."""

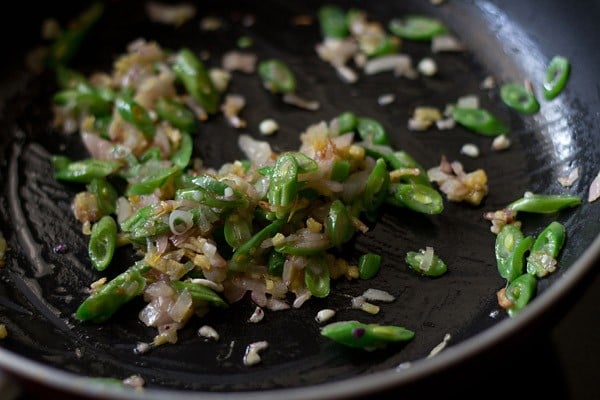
0 0 598 398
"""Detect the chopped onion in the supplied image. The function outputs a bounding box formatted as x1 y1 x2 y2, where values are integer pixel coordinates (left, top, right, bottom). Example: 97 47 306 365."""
282 93 320 111
198 325 219 341
557 167 579 187
432 34 465 53
238 134 273 166
243 341 268 366
222 51 257 73
364 54 412 75
420 247 435 272
362 288 395 303
146 2 196 26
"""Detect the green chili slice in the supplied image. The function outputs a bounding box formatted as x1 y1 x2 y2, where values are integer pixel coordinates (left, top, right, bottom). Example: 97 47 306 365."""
115 97 156 139
88 178 118 215
495 224 524 281
54 158 121 183
326 199 355 247
172 49 220 114
363 158 390 212
500 83 540 115
155 97 197 133
543 56 570 100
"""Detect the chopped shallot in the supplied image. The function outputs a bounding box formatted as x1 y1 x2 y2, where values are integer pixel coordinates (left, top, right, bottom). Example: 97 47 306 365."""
432 34 465 53
558 167 579 187
243 341 269 366
146 2 196 26
198 325 220 341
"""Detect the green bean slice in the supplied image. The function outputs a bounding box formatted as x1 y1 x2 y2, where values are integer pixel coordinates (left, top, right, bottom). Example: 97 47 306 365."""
393 183 443 214
507 193 581 214
388 15 447 41
304 255 330 298
504 236 534 283
88 216 117 271
543 56 570 100
358 253 382 280
54 159 121 183
172 49 220 114
505 273 537 317
331 160 351 182
321 320 414 349
326 199 355 247
526 221 566 277
258 59 297 94
155 97 196 133
363 158 390 212
452 107 509 136
75 263 148 323
495 224 524 281
317 5 349 39
224 213 253 249
384 151 431 186
500 83 540 115
336 111 357 135
356 117 390 145
405 249 447 277
268 153 299 218
88 178 118 215
126 165 180 196
171 281 228 308
115 97 156 139
171 132 193 169
229 220 284 272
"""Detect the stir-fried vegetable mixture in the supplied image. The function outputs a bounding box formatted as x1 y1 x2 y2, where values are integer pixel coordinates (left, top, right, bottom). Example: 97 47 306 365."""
40 2 583 361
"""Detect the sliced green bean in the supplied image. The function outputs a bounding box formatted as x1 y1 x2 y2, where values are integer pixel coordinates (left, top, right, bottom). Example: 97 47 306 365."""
500 83 540 115
171 281 228 308
88 178 118 215
388 15 447 41
336 111 357 135
291 152 318 174
126 165 180 196
88 216 117 271
267 249 286 276
172 49 220 114
505 273 537 317
304 255 330 298
526 221 566 277
363 158 390 212
224 213 253 249
155 97 196 133
75 263 148 323
326 199 355 247
543 56 570 100
358 253 381 280
393 183 443 214
356 117 390 145
321 320 414 349
171 132 193 169
55 66 86 89
495 224 524 281
176 187 247 209
507 193 581 214
120 205 170 240
274 229 331 256
94 115 112 139
504 236 534 283
258 59 297 94
384 151 431 186
53 83 113 116
331 160 351 182
268 153 299 219
452 107 509 136
51 155 72 171
140 148 161 163
229 220 284 272
405 249 447 277
115 97 155 139
318 5 349 39
54 158 121 183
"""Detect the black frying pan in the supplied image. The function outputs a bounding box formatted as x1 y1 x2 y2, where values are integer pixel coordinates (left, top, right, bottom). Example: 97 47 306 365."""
0 0 598 399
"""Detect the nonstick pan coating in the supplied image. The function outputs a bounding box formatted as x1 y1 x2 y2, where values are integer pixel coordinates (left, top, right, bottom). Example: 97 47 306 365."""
0 1 598 399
